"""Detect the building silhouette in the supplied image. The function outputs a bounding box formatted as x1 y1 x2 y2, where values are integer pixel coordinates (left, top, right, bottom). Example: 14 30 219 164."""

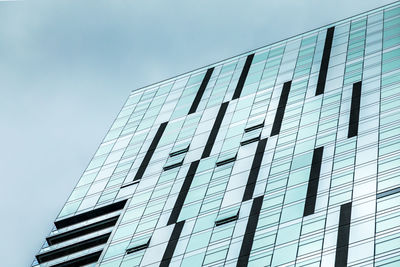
33 2 400 266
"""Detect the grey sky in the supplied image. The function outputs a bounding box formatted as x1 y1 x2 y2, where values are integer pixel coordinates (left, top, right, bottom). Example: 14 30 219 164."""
0 0 395 265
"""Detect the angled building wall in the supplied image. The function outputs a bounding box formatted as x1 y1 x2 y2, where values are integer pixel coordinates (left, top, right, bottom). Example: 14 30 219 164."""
33 2 400 266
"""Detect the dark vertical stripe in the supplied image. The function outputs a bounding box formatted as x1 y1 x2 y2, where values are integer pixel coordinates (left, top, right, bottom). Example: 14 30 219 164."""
335 202 352 267
237 196 264 267
160 221 185 267
133 122 168 181
188 67 214 114
270 81 292 136
348 81 362 138
167 161 200 225
242 138 268 202
303 146 324 216
201 102 229 158
232 54 255 100
316 26 335 96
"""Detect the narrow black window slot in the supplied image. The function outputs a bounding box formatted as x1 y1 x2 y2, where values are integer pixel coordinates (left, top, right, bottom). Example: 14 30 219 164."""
169 146 189 157
377 187 400 199
237 196 264 266
316 26 335 96
160 221 185 267
244 122 264 133
36 233 111 264
232 54 255 100
167 160 200 225
270 81 292 136
215 214 238 226
134 122 168 181
163 161 184 171
335 202 352 267
348 81 362 138
126 241 150 254
303 146 324 217
51 250 102 267
240 135 260 146
54 199 127 229
242 138 268 201
121 180 140 189
189 67 214 114
216 156 237 167
202 102 229 159
47 216 119 245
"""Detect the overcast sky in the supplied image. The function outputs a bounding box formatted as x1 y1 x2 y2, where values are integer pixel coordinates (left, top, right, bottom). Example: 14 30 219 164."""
0 0 396 266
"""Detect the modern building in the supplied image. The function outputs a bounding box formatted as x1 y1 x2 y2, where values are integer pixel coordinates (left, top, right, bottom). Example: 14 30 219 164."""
33 1 400 266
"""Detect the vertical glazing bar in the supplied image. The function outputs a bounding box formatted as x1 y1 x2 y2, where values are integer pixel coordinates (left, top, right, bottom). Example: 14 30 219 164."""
303 146 324 216
335 202 352 267
189 67 214 114
160 221 185 267
232 54 255 100
201 102 229 158
316 26 335 95
242 138 268 201
348 81 362 138
133 122 168 181
237 196 264 267
167 161 200 225
270 81 292 136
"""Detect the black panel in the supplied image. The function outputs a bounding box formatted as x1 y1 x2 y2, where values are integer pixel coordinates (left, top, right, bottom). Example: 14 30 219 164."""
244 122 264 132
242 138 268 201
201 102 229 158
232 54 255 100
160 221 185 267
169 146 189 157
335 202 352 267
377 186 400 199
348 81 362 138
51 251 102 267
316 26 335 95
48 216 119 245
237 196 264 267
303 147 324 216
36 233 110 264
163 161 184 171
126 241 149 254
121 180 140 189
167 161 200 225
215 214 238 226
270 81 292 136
54 199 127 229
134 122 168 181
189 67 214 114
240 136 260 146
216 156 237 167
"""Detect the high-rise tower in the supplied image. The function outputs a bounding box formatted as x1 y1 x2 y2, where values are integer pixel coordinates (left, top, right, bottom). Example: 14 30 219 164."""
33 2 400 266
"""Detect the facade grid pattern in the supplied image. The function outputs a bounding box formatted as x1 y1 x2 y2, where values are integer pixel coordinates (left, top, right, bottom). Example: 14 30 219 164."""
33 2 400 267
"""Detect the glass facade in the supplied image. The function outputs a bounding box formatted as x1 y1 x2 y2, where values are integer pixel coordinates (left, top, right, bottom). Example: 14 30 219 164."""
33 2 400 266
